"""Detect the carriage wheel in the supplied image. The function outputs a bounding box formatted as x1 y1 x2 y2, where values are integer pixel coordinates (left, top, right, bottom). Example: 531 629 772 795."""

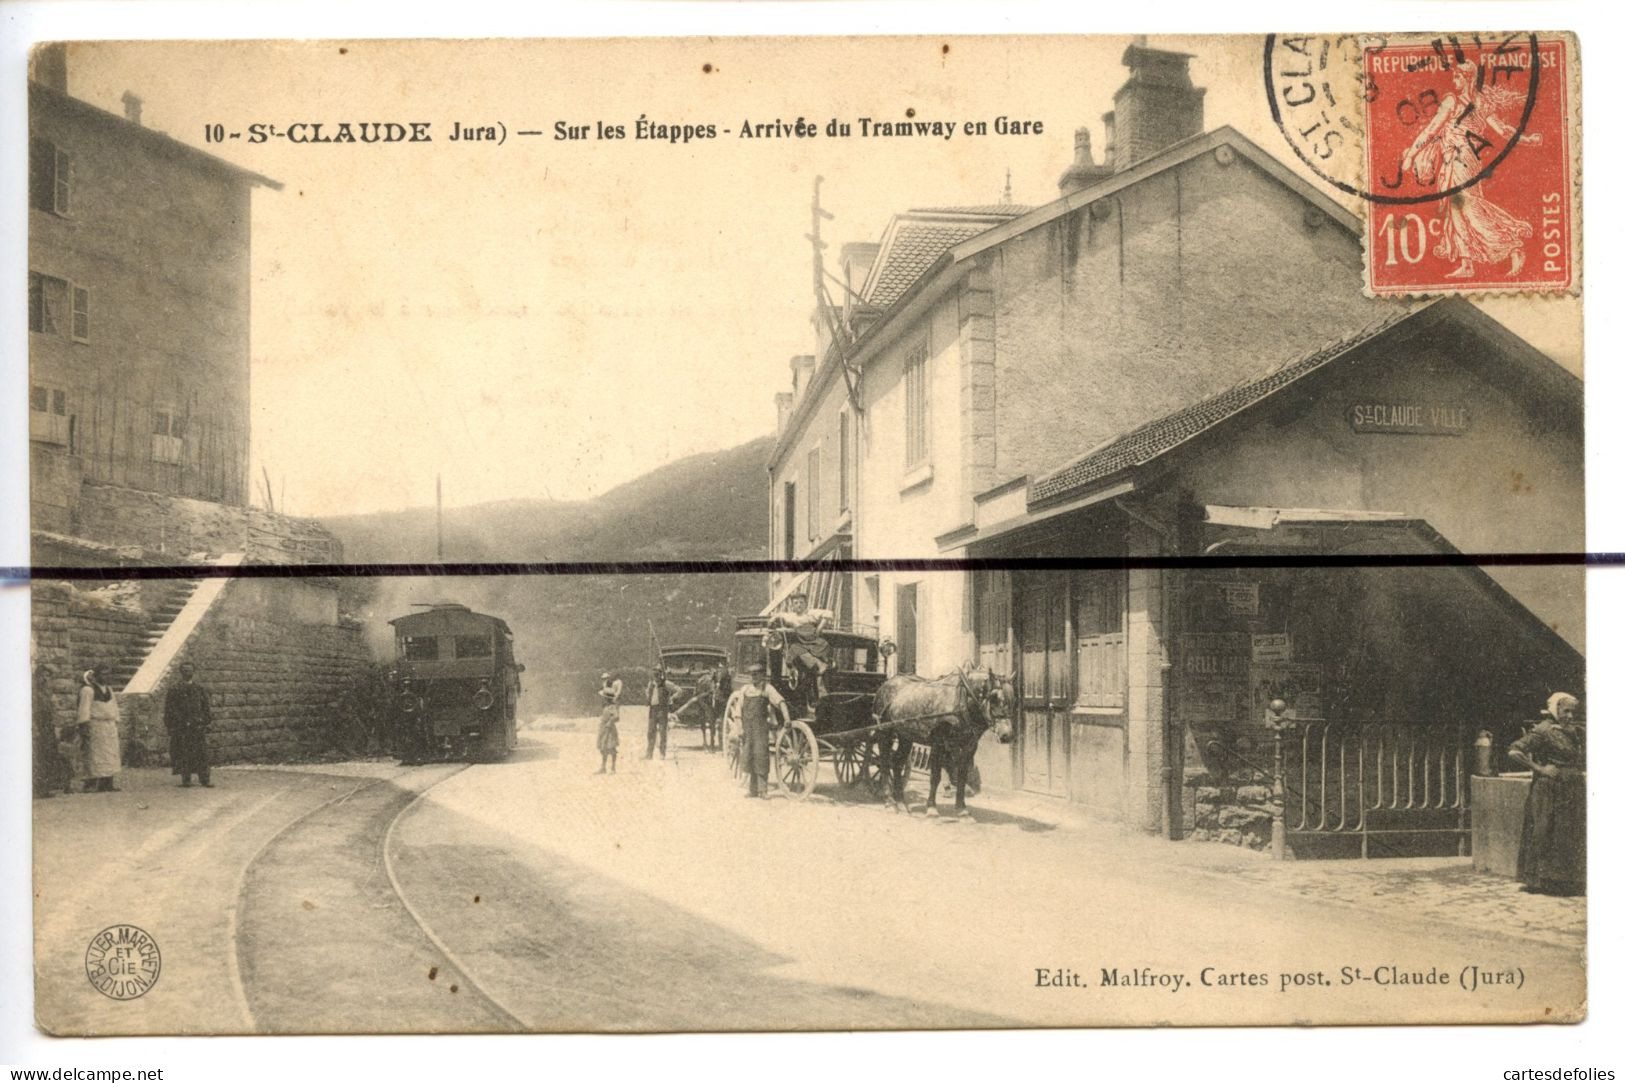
833 742 862 786
773 720 820 800
863 740 891 799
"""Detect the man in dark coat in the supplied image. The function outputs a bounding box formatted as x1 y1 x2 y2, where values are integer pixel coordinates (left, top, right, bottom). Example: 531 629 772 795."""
165 662 214 788
645 666 679 759
33 660 72 798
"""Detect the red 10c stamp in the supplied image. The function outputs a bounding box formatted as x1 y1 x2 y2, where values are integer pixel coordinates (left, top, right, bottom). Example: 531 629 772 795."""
1363 35 1573 295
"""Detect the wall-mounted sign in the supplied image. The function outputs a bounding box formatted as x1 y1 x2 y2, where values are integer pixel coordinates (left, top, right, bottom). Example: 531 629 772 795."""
1347 402 1470 435
1251 633 1291 664
1177 633 1251 723
1251 663 1324 719
1219 583 1260 616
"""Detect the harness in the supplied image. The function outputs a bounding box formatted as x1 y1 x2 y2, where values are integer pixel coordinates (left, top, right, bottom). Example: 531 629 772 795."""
888 667 992 731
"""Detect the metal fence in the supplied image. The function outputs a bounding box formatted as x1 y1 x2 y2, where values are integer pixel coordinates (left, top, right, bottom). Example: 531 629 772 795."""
1288 721 1469 857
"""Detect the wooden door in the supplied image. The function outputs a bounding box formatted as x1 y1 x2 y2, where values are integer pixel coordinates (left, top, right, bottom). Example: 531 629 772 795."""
1017 575 1070 796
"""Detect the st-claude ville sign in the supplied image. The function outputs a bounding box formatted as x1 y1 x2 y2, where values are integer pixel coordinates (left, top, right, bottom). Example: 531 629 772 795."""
1347 402 1471 436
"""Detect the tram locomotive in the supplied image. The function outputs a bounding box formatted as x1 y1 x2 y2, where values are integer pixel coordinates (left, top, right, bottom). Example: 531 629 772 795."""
390 603 523 762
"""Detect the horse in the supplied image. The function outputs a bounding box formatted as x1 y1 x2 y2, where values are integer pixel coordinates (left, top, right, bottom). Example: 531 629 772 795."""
870 666 1015 818
669 674 724 751
693 671 725 751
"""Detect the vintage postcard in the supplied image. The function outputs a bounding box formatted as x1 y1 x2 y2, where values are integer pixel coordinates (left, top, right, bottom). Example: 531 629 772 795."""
20 31 1587 1039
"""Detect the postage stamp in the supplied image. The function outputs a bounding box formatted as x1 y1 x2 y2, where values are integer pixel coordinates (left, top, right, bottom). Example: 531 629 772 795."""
1263 32 1577 297
1362 35 1574 296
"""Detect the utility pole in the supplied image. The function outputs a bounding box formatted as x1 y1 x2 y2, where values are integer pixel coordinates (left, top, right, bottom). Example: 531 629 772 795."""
808 176 863 415
436 474 444 561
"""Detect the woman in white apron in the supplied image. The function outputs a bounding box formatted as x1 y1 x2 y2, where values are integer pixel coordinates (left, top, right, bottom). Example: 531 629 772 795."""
75 667 122 792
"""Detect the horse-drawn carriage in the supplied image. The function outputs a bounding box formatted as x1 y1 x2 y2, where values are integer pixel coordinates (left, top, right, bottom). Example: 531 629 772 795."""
656 643 729 729
724 615 1014 813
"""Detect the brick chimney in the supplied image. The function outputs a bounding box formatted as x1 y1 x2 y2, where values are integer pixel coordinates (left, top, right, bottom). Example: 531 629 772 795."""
1107 41 1205 172
1058 126 1113 195
121 91 143 125
31 43 67 93
839 243 879 305
775 391 796 435
789 355 816 400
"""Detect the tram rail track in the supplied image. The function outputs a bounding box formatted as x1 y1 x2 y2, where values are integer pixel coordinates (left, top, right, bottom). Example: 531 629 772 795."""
229 763 527 1034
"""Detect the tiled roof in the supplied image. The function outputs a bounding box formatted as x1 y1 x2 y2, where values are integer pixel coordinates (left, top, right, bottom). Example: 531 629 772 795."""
1029 305 1435 504
909 205 1033 216
864 208 1028 309
868 222 994 306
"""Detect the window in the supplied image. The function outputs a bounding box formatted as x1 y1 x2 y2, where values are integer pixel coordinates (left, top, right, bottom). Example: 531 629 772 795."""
29 272 65 336
29 272 87 341
72 286 90 342
974 569 1012 676
895 582 920 675
29 138 71 215
1073 570 1125 708
454 635 493 659
402 636 440 661
838 411 850 511
805 447 821 541
152 407 185 465
903 340 930 468
29 383 70 446
782 481 797 559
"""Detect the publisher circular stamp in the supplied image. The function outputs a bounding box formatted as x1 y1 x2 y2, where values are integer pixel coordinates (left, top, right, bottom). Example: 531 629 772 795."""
85 925 161 1001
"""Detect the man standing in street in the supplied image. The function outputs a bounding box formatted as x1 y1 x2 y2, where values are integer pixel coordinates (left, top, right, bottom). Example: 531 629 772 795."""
709 658 732 752
645 666 679 759
165 661 214 788
725 663 789 798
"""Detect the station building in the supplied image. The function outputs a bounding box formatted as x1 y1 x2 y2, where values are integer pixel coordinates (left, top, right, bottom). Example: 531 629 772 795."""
765 42 1583 849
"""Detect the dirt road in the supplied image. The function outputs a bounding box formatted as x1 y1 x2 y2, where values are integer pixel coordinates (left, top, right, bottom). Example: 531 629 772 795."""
31 716 1585 1034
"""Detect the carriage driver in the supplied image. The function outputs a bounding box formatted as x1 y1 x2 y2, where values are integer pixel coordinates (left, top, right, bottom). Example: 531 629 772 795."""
771 592 834 704
726 663 790 798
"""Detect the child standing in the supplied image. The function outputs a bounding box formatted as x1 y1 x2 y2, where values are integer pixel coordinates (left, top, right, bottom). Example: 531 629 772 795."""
595 672 622 774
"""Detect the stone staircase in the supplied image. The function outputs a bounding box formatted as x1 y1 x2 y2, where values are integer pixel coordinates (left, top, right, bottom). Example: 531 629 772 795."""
110 578 204 691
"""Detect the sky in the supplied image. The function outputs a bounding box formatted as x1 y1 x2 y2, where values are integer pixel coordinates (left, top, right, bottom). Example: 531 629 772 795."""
60 35 1581 517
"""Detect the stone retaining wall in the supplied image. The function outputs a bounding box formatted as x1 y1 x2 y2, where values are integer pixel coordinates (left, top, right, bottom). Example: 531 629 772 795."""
34 578 376 767
1182 723 1281 852
70 482 343 564
120 581 374 764
31 581 153 724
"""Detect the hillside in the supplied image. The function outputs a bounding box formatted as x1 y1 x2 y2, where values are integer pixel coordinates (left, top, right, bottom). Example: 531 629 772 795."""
323 434 773 563
322 436 774 712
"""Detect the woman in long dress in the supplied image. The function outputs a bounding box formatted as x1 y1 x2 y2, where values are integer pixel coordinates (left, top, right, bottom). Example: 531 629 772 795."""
1507 692 1585 895
75 667 122 793
595 672 621 774
1400 59 1541 279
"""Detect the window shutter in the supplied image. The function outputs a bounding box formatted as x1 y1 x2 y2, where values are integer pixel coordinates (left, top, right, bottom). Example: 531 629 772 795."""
38 275 65 335
28 274 44 333
54 148 72 215
29 139 53 212
72 285 89 341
